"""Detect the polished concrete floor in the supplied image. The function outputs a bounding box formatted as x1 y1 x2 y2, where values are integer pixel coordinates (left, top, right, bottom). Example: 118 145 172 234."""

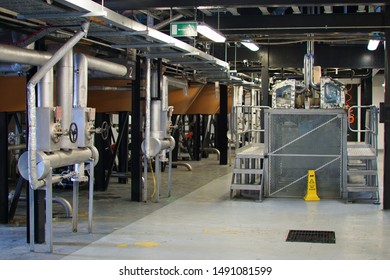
1 151 389 260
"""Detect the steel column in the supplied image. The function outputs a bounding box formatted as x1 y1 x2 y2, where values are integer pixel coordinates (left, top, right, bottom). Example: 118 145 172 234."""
131 56 142 202
94 113 107 191
193 115 201 161
361 76 373 141
171 115 180 162
217 85 228 165
261 46 270 143
383 5 390 210
118 112 129 183
0 112 8 224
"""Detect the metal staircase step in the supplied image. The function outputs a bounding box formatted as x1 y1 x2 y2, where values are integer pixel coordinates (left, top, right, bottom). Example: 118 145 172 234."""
347 163 368 168
347 185 378 192
347 146 376 160
233 169 263 175
347 170 377 176
230 184 262 191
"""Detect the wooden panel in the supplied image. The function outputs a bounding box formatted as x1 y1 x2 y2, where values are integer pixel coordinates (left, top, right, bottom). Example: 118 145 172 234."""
0 76 26 112
168 83 204 114
88 79 132 113
186 84 233 114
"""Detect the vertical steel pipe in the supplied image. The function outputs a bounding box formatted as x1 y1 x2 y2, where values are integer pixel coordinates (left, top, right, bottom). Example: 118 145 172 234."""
145 58 151 158
37 68 54 107
57 49 74 149
73 53 88 108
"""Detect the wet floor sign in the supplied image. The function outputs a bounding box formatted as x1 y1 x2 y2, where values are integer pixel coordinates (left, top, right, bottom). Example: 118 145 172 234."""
304 170 320 201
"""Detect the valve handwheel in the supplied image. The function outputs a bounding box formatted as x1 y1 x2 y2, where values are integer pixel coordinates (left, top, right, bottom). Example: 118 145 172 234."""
101 121 109 140
69 122 78 143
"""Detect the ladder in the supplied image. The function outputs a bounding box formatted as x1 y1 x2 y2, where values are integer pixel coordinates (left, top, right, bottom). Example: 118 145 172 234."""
230 144 265 201
346 105 380 203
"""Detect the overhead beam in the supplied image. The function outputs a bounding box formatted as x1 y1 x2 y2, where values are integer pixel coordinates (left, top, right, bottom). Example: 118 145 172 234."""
103 0 386 9
204 13 387 35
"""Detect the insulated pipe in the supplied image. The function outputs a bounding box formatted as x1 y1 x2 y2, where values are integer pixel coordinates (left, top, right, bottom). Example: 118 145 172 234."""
153 14 184 30
73 53 88 108
151 100 162 139
0 63 32 72
144 58 151 158
37 68 54 107
18 146 98 181
309 54 320 90
0 44 52 66
57 49 74 149
143 136 175 157
74 53 129 107
296 54 309 94
86 55 128 77
26 21 90 190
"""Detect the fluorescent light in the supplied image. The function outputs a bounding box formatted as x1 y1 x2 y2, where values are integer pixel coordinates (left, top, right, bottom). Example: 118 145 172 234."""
197 22 226 43
241 41 259 51
367 39 380 51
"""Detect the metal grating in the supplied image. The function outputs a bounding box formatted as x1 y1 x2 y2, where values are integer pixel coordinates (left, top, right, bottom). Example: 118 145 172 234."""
265 109 346 199
286 230 336 244
0 0 230 81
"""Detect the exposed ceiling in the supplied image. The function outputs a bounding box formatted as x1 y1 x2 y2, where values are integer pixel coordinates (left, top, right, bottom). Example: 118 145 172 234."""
0 0 388 82
98 0 388 44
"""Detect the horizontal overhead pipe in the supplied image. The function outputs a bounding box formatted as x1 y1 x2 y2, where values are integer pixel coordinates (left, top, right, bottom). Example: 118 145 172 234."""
74 53 129 107
0 44 52 66
0 63 32 73
0 44 129 77
26 21 90 190
84 54 128 77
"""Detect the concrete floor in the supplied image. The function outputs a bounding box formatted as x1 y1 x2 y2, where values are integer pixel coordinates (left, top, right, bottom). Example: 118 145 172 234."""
1 152 389 260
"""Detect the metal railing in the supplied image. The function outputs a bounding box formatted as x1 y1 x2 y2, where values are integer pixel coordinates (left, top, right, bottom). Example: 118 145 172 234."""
347 105 379 150
233 105 270 148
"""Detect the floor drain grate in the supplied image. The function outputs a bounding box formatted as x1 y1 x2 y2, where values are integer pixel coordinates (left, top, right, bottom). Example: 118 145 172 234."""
286 230 336 244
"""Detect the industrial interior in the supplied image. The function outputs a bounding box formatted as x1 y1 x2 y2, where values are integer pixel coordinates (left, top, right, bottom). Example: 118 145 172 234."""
0 0 390 259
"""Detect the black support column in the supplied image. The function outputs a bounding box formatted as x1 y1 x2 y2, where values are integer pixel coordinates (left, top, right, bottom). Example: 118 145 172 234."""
171 115 180 162
383 5 390 209
217 84 228 165
131 56 143 202
192 115 201 161
260 46 270 143
118 112 129 183
0 112 8 224
94 112 107 191
261 46 270 107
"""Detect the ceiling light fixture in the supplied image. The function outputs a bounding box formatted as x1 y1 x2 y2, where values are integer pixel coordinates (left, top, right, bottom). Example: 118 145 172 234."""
241 40 259 52
367 39 380 51
368 34 381 51
197 22 226 43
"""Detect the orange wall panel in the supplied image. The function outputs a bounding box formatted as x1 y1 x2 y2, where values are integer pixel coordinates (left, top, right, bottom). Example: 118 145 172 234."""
0 76 26 112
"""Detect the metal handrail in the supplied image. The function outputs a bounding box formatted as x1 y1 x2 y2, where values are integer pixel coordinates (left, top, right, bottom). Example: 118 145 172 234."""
233 105 270 147
347 105 377 134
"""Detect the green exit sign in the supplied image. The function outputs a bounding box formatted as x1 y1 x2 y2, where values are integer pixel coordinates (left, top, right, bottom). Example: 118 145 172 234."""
170 21 197 37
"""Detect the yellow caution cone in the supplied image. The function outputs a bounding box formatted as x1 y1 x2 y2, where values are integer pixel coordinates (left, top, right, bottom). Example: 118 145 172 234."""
304 170 320 201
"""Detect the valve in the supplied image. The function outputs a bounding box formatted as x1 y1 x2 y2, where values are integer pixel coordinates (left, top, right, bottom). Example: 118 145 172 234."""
91 121 110 140
69 122 78 143
100 121 109 140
